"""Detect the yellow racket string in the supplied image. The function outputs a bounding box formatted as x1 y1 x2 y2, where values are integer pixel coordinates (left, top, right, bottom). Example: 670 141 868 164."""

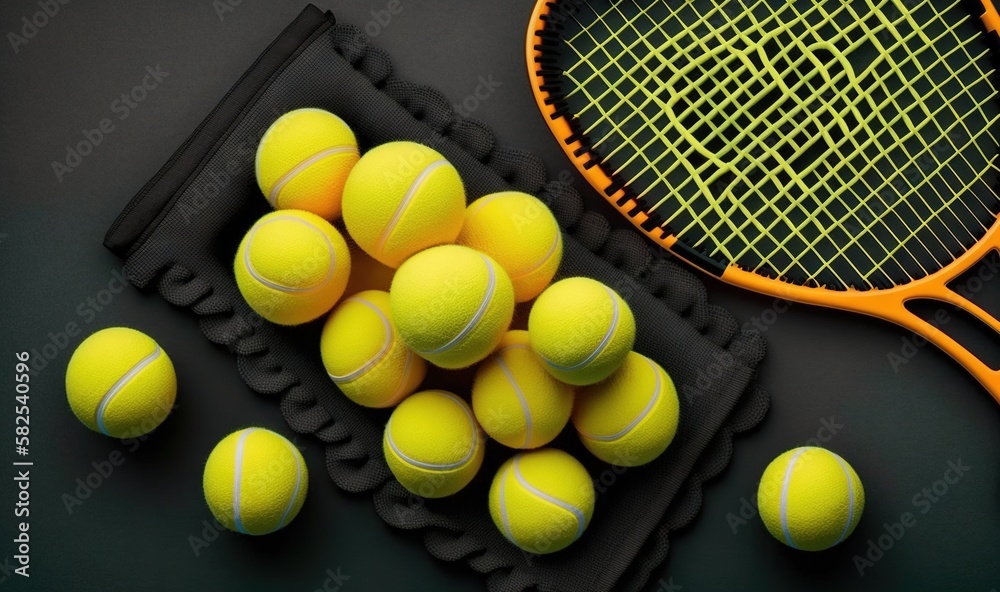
559 0 1000 289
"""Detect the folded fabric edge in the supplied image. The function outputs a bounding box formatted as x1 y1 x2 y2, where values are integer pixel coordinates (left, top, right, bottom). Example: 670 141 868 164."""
615 382 770 592
103 4 333 259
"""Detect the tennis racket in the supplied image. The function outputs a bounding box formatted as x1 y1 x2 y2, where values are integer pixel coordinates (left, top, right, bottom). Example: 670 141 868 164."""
527 0 1000 401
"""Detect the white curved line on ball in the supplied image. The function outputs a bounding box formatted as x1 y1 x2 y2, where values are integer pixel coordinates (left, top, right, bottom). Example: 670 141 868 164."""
254 109 351 195
513 230 561 280
467 193 560 281
576 357 661 442
385 391 477 470
267 146 358 208
497 463 518 545
543 286 619 371
512 456 586 543
417 254 496 355
375 159 449 259
274 438 304 532
244 215 336 293
497 345 533 448
388 348 415 405
779 448 808 550
833 452 856 546
465 191 505 218
95 345 162 436
232 428 257 535
327 297 393 383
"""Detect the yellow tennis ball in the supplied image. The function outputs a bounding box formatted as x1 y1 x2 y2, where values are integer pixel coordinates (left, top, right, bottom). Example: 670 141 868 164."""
457 191 563 303
383 390 485 498
390 245 515 369
234 210 351 326
320 290 426 408
757 447 865 551
255 108 360 220
472 330 573 449
342 141 465 268
203 427 308 535
488 448 595 554
65 327 176 438
528 277 635 385
572 352 679 466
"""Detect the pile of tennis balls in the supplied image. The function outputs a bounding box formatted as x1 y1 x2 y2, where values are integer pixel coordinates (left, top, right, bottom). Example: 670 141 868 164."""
233 107 684 553
59 106 867 554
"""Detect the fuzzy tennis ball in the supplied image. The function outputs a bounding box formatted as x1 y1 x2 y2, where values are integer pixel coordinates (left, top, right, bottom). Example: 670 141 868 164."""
391 245 515 369
320 290 426 408
528 277 635 385
203 427 308 535
573 352 679 466
757 447 865 551
255 108 359 220
342 141 465 268
65 327 176 438
472 330 573 449
489 448 595 554
457 191 563 302
234 210 351 326
383 390 485 498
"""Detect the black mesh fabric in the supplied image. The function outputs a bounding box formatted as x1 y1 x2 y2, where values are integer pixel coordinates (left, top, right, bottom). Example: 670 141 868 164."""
104 6 769 591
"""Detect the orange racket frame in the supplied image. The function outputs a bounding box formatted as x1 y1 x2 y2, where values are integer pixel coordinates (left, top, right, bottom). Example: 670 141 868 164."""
526 0 1000 401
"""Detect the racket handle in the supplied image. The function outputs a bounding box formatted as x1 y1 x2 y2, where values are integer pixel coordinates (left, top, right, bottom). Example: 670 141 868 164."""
896 287 1000 404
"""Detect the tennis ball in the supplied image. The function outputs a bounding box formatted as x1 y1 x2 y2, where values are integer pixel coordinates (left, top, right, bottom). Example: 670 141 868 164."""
320 290 426 408
255 108 360 220
203 427 308 535
383 390 485 498
472 330 573 449
757 447 865 551
489 448 595 554
391 245 515 369
528 277 635 385
342 141 465 268
457 191 563 302
234 210 351 326
573 352 679 466
65 327 176 438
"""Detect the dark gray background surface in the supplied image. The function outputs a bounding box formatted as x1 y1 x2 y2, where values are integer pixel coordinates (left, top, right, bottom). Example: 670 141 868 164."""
1 1 999 590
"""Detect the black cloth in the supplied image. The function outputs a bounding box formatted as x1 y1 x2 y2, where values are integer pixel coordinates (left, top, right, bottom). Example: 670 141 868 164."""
104 6 769 591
